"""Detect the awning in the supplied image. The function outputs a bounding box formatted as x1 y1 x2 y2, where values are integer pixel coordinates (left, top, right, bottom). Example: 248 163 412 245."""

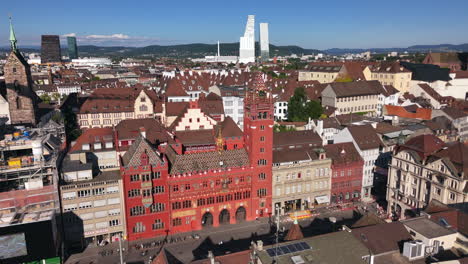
315 195 330 204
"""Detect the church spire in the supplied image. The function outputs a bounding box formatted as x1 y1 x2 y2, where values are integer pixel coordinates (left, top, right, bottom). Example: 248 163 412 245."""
9 16 17 52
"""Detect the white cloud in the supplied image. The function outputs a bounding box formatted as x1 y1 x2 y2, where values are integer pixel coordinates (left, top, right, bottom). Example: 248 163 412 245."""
62 33 77 37
58 33 176 47
84 34 130 40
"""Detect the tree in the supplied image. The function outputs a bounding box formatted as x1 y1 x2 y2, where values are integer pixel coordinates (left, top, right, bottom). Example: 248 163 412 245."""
287 87 323 122
52 93 61 102
40 94 51 104
335 75 354 82
274 124 296 132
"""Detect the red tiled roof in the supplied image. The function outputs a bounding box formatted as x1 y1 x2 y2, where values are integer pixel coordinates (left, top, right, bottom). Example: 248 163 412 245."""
166 102 189 116
383 105 432 120
398 134 445 160
69 128 114 153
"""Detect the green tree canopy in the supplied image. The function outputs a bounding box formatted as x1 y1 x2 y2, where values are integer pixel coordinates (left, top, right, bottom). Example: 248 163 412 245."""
287 87 323 122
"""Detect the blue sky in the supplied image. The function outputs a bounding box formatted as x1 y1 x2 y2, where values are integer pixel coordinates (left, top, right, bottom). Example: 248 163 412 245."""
1 0 468 49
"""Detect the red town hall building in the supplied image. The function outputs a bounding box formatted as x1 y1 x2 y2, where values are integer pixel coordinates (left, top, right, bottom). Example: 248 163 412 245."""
120 73 274 241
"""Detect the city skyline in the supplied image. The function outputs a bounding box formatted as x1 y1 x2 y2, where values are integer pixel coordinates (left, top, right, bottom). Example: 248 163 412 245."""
1 0 468 49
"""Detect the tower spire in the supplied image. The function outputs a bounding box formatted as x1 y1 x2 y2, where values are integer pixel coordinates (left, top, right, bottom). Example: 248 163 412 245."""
9 16 17 52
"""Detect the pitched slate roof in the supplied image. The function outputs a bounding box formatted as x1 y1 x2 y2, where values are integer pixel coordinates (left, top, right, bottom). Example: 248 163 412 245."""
175 130 215 146
433 142 468 178
273 130 323 148
400 62 451 82
428 52 461 64
216 116 243 138
352 222 412 255
324 142 363 165
369 61 411 73
166 102 189 116
121 135 163 167
327 80 383 98
347 125 384 150
79 87 162 114
165 147 249 175
442 107 468 119
115 118 174 146
273 147 319 164
430 210 468 237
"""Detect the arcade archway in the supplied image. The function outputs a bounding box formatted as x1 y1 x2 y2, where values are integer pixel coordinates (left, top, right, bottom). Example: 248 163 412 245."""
219 209 230 225
235 207 246 223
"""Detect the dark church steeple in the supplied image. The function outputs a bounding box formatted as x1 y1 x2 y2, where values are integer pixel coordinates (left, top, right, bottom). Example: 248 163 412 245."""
4 16 37 125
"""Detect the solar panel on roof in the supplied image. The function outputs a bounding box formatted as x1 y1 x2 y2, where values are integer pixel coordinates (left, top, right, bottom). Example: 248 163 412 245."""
281 246 291 254
300 242 311 249
266 242 311 257
266 248 276 257
287 244 297 252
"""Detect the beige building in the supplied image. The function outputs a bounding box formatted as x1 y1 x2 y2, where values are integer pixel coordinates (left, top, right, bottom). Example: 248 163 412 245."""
78 88 164 129
365 62 412 93
60 127 126 248
61 170 126 247
386 135 468 220
321 81 381 115
298 64 344 83
272 147 332 215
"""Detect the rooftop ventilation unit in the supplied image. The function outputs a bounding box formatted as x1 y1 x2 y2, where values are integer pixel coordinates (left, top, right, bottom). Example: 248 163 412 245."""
403 240 425 260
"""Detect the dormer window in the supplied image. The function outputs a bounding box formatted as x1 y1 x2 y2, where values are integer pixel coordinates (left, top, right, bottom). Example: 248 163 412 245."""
82 144 90 151
94 142 102 150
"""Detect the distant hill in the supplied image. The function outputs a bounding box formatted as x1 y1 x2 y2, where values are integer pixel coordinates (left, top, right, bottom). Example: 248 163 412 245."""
324 43 468 55
0 43 320 58
75 43 321 58
2 42 468 57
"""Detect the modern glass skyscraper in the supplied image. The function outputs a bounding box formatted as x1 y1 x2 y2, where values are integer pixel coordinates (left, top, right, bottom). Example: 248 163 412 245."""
260 23 269 62
67 36 78 60
239 15 255 64
41 35 61 63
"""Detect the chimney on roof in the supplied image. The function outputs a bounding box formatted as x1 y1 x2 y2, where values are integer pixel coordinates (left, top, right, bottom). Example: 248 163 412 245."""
256 240 264 251
139 127 146 139
208 251 215 264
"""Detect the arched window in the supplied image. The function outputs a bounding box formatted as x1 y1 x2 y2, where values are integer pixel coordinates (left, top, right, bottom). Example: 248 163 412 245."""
140 104 148 111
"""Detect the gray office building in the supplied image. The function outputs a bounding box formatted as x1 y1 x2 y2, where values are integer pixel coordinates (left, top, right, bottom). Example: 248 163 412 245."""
41 35 61 63
67 36 78 60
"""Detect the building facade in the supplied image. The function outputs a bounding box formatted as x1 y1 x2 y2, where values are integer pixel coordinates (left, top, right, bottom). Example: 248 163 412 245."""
41 35 61 63
78 88 164 129
272 148 331 215
120 73 273 240
67 36 78 60
321 81 381 115
324 142 364 204
60 171 126 247
365 62 412 93
334 125 384 199
386 135 468 219
239 15 255 64
259 23 269 62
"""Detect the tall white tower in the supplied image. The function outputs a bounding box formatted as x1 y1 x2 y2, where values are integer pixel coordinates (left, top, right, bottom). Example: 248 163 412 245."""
239 15 255 64
259 23 269 62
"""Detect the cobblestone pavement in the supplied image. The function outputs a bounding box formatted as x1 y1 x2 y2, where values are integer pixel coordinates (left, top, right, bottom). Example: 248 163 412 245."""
65 201 381 264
